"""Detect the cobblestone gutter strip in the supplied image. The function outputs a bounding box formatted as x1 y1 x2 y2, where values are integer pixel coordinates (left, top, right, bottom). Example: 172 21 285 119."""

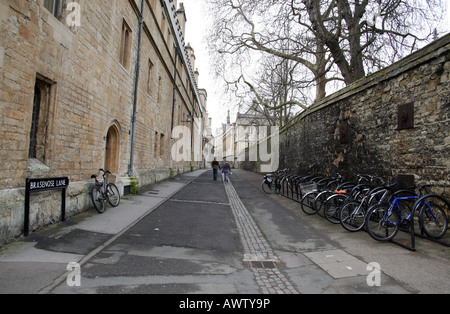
224 181 299 294
253 267 298 295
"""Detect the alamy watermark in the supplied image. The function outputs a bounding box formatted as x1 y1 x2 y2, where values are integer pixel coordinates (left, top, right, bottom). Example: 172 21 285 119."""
367 262 382 287
63 2 383 34
366 3 382 28
66 262 81 287
66 2 81 27
58 2 81 27
171 119 279 173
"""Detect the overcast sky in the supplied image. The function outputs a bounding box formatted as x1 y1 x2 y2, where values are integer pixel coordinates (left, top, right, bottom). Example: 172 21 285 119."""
181 0 450 133
182 0 226 133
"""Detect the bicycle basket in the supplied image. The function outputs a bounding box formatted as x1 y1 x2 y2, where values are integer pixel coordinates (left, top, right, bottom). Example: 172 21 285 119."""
300 182 317 194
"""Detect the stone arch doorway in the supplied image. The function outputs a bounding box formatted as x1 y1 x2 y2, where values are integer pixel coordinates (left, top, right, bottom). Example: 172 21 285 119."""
105 124 120 182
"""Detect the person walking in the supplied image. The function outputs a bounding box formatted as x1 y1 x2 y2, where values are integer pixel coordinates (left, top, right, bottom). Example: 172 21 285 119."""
222 161 231 182
211 158 220 181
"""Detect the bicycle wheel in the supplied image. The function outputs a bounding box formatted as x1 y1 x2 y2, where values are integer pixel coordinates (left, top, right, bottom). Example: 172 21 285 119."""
340 201 366 232
262 181 275 194
301 191 318 215
91 186 106 214
417 195 448 239
106 183 121 207
324 194 347 224
314 191 332 217
365 204 400 242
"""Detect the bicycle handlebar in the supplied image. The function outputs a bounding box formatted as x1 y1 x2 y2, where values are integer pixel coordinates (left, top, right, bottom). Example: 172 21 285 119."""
92 169 112 180
99 169 112 175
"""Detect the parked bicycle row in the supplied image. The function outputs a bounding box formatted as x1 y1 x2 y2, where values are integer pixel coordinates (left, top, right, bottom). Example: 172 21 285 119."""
262 170 449 248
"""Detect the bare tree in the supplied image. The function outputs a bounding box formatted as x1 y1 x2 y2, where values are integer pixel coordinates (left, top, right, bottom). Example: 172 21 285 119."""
208 0 335 102
242 55 315 127
297 0 446 84
207 0 447 117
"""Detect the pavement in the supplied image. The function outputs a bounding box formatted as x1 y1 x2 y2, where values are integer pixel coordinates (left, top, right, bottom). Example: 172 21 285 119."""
0 169 449 294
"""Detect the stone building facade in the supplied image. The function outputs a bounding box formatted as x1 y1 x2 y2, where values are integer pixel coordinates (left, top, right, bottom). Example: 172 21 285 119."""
0 0 208 245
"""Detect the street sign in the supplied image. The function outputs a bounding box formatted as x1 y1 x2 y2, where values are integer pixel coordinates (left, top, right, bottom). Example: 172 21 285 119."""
24 177 69 236
28 177 69 192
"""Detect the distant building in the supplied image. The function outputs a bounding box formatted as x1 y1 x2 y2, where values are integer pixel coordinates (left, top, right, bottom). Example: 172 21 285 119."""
214 101 272 168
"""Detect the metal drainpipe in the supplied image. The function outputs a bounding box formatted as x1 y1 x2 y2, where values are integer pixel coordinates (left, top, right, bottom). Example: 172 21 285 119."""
129 0 145 177
170 48 179 140
169 48 178 171
191 99 195 162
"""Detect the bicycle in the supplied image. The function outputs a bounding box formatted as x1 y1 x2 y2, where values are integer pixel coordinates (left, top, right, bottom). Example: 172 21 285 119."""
323 191 349 224
91 169 121 213
262 173 280 194
262 169 288 195
365 185 448 242
300 181 319 215
300 174 341 216
302 174 356 218
339 181 396 232
312 174 344 217
323 175 384 224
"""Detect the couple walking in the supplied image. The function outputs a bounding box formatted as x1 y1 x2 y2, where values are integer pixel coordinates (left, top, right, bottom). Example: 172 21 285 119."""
211 158 231 182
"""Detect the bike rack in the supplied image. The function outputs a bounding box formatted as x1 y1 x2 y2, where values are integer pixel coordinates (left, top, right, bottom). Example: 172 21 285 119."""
291 176 303 201
415 232 450 247
283 175 293 199
390 225 416 252
390 194 450 251
413 195 450 248
280 174 318 203
264 172 450 252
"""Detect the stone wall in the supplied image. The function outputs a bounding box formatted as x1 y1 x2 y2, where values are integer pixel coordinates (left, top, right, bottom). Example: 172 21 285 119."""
241 34 449 199
276 34 450 199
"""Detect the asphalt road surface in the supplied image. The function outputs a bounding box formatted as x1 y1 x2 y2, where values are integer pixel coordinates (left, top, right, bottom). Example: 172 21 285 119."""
1 169 449 294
